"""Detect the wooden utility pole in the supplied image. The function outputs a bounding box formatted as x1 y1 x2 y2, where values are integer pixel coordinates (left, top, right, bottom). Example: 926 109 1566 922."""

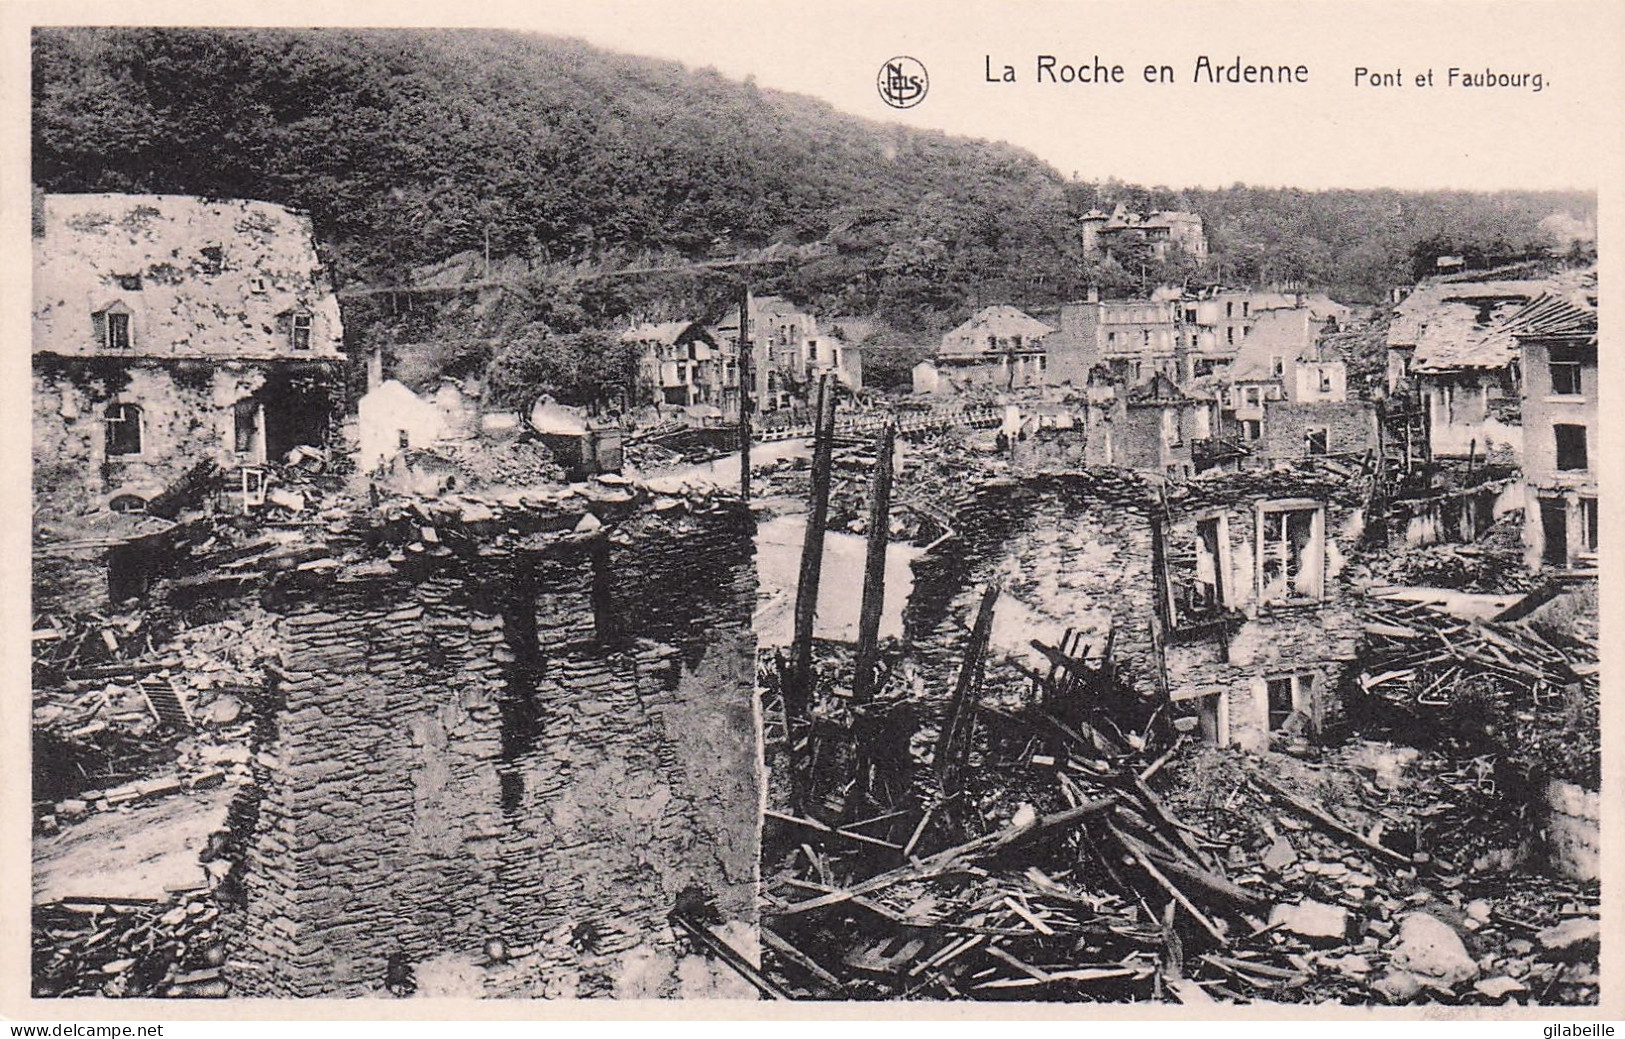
851 419 897 705
737 284 753 500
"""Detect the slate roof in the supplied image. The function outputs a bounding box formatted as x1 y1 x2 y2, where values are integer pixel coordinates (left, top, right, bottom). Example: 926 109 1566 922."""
1397 271 1594 371
622 321 691 345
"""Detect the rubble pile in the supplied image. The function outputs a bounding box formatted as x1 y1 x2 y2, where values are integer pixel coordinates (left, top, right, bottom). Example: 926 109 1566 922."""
31 604 276 818
32 891 229 998
32 460 760 998
1356 597 1598 787
737 433 1598 1005
751 663 1600 1004
1158 745 1599 1004
399 438 565 489
1354 514 1533 593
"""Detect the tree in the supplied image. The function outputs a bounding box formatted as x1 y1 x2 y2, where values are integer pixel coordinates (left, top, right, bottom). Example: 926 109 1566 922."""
487 327 638 412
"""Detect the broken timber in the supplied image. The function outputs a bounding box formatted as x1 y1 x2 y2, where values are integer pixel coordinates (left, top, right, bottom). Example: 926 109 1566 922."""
1247 769 1414 867
784 375 837 808
669 906 790 1000
850 420 896 705
935 582 1000 797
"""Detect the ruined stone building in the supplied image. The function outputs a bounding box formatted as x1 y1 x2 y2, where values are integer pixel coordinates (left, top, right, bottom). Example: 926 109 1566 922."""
1082 372 1217 478
1384 275 1558 460
623 320 740 419
1511 291 1599 570
1160 464 1370 751
1039 296 1180 389
202 492 763 998
32 193 346 518
915 305 1054 393
906 462 1368 757
711 295 861 412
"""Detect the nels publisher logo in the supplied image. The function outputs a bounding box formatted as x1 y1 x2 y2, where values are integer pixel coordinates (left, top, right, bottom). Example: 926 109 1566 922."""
878 56 928 108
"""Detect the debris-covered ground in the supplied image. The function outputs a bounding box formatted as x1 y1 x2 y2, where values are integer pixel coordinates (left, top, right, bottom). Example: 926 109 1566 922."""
30 414 1601 1004
739 424 1599 1005
751 655 1599 1004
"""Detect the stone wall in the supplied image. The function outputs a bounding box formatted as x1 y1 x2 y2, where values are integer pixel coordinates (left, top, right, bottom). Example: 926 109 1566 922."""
33 358 341 517
903 472 1160 705
1261 400 1378 463
227 503 760 998
1542 779 1600 882
1164 476 1368 752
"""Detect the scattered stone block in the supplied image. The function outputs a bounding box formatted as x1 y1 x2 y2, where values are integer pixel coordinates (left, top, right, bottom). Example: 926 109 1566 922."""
1390 912 1480 985
1372 970 1422 1004
1537 917 1600 962
1474 976 1527 1000
1269 899 1349 942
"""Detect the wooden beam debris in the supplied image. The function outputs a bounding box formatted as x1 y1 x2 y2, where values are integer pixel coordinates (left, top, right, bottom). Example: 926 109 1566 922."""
935 582 1000 796
850 420 896 705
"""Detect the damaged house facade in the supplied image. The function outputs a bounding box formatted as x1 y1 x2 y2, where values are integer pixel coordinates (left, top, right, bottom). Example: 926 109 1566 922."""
914 305 1055 394
1513 291 1600 571
623 320 740 419
1159 464 1369 752
1385 278 1537 460
32 193 346 518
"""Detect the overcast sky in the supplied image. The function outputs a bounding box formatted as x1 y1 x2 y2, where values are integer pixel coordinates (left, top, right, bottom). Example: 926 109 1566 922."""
489 0 1612 193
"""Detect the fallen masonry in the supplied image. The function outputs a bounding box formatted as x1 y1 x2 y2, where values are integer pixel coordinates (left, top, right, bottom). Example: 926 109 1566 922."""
739 422 1598 1004
29 418 1600 1004
34 466 763 999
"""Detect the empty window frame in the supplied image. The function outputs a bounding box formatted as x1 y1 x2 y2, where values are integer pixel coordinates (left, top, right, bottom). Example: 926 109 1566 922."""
94 303 133 351
290 311 313 351
1267 672 1315 732
1305 427 1329 456
1318 368 1335 393
233 399 264 459
105 402 143 456
1581 497 1599 555
1554 424 1588 471
1174 515 1228 622
1539 498 1569 567
1550 360 1583 396
1257 503 1324 602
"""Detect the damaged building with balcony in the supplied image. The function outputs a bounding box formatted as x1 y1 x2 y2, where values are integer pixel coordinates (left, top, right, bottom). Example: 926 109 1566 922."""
1384 277 1541 461
623 320 740 420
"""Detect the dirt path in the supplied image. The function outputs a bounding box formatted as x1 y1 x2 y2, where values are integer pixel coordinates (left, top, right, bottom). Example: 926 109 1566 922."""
33 785 236 904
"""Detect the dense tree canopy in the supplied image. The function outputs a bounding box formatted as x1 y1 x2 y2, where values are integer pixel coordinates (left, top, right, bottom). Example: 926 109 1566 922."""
33 26 1595 397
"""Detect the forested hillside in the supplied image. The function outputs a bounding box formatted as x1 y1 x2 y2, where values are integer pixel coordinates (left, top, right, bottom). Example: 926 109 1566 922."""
34 27 1595 350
